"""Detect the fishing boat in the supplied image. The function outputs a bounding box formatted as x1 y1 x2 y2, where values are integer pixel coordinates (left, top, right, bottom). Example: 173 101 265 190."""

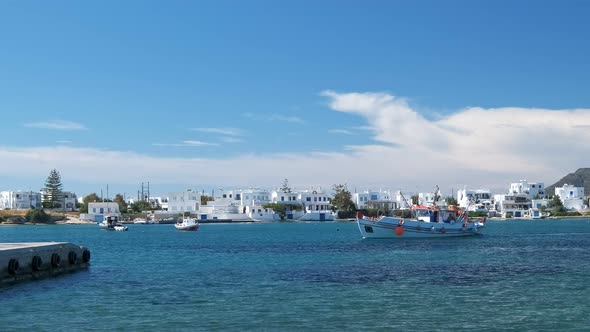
356 188 486 238
99 215 128 231
174 215 199 231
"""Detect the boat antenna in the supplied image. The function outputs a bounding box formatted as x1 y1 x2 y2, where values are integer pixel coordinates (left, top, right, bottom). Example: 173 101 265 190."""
432 185 440 208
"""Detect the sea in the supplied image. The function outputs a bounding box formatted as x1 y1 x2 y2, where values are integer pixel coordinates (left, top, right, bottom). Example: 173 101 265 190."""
1 219 589 331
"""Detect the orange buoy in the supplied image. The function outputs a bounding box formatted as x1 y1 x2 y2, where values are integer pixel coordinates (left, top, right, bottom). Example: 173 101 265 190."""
395 225 404 236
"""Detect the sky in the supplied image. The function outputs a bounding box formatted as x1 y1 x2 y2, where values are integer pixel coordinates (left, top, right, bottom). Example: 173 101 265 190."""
1 0 589 198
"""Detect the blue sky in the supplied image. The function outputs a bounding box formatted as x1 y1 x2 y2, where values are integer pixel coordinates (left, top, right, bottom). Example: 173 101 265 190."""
1 1 589 198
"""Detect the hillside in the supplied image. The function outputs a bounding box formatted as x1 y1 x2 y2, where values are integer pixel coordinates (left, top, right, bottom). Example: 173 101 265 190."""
545 168 590 197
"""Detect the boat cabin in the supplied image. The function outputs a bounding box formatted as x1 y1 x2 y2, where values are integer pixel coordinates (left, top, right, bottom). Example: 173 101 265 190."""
412 206 461 223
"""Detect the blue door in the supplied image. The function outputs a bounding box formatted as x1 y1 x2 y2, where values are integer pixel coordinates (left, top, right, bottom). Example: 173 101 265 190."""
320 213 325 221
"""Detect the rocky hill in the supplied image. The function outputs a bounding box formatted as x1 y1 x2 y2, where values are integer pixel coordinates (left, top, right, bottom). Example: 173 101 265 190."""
545 168 590 197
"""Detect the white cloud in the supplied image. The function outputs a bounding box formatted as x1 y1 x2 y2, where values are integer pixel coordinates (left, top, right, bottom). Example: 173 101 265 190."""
191 127 242 136
183 140 219 146
152 140 218 147
221 137 242 143
269 114 305 124
24 120 87 130
328 129 355 135
3 91 589 194
56 140 72 144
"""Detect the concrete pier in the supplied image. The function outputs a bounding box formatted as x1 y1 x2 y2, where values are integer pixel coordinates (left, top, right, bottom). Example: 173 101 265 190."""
0 242 91 286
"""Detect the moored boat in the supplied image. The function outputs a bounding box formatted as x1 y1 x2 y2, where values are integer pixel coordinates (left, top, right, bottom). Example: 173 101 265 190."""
174 217 199 231
99 215 128 231
357 204 486 239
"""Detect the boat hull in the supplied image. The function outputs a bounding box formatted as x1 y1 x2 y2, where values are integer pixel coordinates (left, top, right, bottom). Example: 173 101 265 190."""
174 224 199 231
357 216 484 239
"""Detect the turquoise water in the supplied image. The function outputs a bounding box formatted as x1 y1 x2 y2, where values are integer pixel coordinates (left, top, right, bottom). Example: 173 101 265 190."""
1 219 590 331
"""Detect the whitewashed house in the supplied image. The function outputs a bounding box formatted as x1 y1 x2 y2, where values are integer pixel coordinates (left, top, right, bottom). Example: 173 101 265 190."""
167 189 201 213
0 191 42 210
457 188 493 211
555 184 586 211
352 190 396 210
39 189 77 211
509 180 546 199
82 202 121 222
62 191 77 211
493 193 532 218
297 189 334 221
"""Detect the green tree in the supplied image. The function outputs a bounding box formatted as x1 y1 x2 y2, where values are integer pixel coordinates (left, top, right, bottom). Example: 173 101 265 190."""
201 195 214 206
113 194 128 213
130 200 151 213
551 195 563 207
281 179 292 193
43 169 63 209
331 183 356 218
445 196 458 206
262 203 301 220
79 193 101 213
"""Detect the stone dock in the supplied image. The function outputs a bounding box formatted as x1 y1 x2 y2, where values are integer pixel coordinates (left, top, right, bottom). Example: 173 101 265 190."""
0 242 91 286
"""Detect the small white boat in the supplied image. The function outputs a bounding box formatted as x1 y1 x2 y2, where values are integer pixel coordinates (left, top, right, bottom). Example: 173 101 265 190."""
114 225 128 231
175 216 199 231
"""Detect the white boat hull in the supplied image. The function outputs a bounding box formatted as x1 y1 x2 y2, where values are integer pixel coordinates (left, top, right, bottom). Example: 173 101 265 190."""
174 224 199 231
175 218 199 231
357 216 485 239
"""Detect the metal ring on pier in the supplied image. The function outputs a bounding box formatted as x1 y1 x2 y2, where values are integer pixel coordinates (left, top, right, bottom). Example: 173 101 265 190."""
68 251 78 265
32 255 43 271
51 253 61 268
82 249 91 263
8 258 20 275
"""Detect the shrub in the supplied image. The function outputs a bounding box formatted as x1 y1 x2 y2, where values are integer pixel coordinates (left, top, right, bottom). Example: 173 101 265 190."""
25 208 51 223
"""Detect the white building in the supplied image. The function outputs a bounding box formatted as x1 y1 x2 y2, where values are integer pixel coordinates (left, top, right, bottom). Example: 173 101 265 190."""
167 189 201 213
146 196 168 211
352 190 396 210
271 190 299 205
457 188 493 211
62 191 77 211
417 192 446 208
395 191 413 209
0 191 42 210
555 184 586 211
493 193 531 218
83 202 121 222
39 189 77 211
298 190 332 213
509 180 546 199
